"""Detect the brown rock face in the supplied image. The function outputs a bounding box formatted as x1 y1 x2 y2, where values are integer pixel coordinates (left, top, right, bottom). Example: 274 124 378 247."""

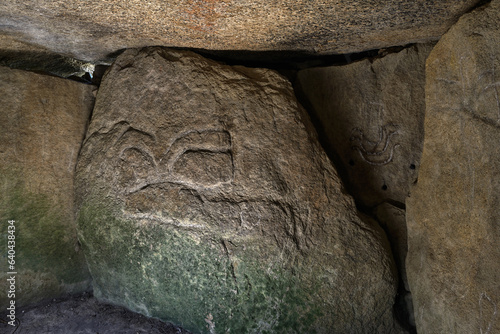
75 48 398 334
406 1 500 333
0 1 479 61
0 66 94 308
375 203 409 291
296 44 432 208
296 42 431 333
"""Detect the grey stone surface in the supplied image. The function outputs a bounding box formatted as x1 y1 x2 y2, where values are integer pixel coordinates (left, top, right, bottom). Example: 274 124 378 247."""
0 66 94 309
296 44 432 208
75 47 399 334
0 35 96 79
0 293 191 334
375 203 409 291
375 203 415 329
406 1 500 333
0 1 479 61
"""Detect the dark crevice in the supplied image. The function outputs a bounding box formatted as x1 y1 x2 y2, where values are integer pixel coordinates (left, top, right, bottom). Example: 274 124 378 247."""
373 208 415 333
0 51 99 84
0 43 420 88
438 0 492 38
394 283 417 334
375 218 416 334
96 44 414 85
184 44 414 76
469 0 493 12
384 199 407 211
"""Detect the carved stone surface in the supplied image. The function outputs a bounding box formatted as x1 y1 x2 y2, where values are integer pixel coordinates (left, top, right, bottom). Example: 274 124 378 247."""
0 1 480 61
0 66 94 308
406 1 500 333
75 47 399 334
296 44 432 208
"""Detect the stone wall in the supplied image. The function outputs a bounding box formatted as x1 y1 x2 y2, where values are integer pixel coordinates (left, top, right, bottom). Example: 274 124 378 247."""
0 66 94 308
1 1 499 333
407 1 500 333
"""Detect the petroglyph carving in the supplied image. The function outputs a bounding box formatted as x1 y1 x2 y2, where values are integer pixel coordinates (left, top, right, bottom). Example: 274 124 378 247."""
350 123 400 166
480 292 498 334
111 123 233 191
160 129 232 173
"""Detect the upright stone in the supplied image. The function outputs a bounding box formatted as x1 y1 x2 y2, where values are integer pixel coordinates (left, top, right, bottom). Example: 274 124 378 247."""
297 44 432 208
297 49 431 324
75 47 399 334
0 66 94 308
407 1 500 333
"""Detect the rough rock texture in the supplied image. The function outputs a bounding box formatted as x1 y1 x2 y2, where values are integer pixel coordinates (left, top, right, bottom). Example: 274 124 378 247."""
0 35 96 79
406 1 500 333
0 1 480 61
0 293 191 334
296 46 431 332
296 43 432 208
0 66 94 308
375 203 415 328
375 203 409 291
75 47 399 334
0 34 53 54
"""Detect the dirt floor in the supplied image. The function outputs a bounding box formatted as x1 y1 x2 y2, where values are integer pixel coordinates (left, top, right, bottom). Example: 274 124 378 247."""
0 292 192 334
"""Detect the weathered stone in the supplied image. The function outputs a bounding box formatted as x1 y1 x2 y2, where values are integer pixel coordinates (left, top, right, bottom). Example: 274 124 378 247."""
75 47 399 334
375 203 409 291
0 66 94 308
0 1 479 61
375 203 415 329
296 44 432 208
0 34 52 54
0 35 96 79
406 1 500 333
0 52 95 79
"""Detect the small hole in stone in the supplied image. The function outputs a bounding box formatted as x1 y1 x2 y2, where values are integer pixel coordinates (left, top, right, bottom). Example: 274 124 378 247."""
382 184 388 191
349 159 355 166
410 164 416 170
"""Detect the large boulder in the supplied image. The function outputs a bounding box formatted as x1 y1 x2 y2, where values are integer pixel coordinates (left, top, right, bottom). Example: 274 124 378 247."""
406 1 500 333
0 66 94 308
75 47 399 334
0 1 480 61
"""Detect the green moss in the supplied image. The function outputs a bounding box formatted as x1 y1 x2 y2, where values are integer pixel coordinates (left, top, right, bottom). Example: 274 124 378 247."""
0 170 91 307
78 196 323 334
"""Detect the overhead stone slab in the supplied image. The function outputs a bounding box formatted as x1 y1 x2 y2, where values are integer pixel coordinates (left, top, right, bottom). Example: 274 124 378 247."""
296 44 432 208
75 47 399 334
406 1 500 333
0 0 480 61
0 66 94 308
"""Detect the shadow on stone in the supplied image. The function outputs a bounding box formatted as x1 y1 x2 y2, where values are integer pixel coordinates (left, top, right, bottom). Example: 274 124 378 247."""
0 292 191 334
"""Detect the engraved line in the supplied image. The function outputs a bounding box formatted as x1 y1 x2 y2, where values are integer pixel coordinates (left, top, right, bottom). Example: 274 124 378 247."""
480 292 498 334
